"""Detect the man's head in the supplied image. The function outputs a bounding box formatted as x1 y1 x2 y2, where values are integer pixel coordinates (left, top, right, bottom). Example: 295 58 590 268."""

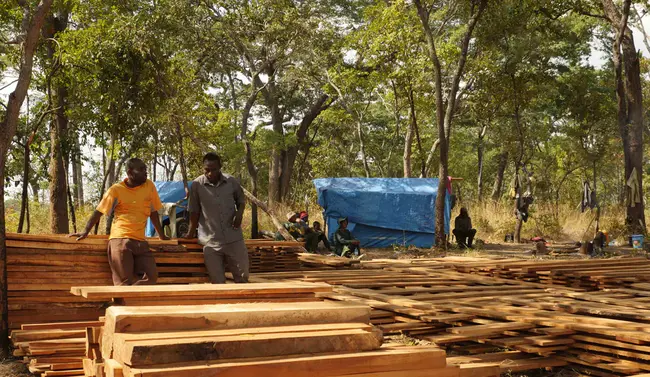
338 217 348 229
460 207 468 217
286 212 298 223
313 221 321 231
203 152 222 183
126 158 147 186
299 211 308 223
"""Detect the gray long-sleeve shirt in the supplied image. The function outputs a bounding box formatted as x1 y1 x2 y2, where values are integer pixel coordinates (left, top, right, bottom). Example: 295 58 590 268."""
188 173 245 247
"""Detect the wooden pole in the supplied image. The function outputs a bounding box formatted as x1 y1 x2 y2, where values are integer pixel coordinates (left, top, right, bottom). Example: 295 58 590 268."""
242 188 297 243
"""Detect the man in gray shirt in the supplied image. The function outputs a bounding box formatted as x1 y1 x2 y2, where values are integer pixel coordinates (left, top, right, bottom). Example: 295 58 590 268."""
184 152 249 283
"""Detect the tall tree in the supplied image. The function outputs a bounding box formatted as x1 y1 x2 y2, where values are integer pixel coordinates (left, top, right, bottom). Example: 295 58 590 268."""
44 8 70 234
601 0 645 233
0 0 54 355
413 0 488 246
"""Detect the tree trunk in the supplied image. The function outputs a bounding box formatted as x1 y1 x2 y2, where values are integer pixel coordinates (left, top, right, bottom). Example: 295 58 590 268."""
477 124 487 200
48 86 70 234
491 151 508 200
175 121 189 197
18 141 30 233
421 138 440 178
357 120 371 178
262 75 284 205
31 182 39 202
71 134 83 206
513 163 523 243
238 73 261 238
0 0 54 356
46 11 70 234
152 137 157 182
403 111 414 178
477 143 484 201
104 133 117 235
408 86 426 178
414 0 487 246
602 0 646 234
281 94 330 201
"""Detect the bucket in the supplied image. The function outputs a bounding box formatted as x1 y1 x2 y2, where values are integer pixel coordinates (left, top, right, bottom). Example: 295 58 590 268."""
631 234 645 249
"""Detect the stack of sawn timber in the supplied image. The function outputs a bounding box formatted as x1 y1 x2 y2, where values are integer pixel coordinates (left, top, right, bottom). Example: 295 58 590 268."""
5 233 303 328
78 282 455 377
448 257 650 290
178 238 302 271
12 282 327 376
11 319 104 376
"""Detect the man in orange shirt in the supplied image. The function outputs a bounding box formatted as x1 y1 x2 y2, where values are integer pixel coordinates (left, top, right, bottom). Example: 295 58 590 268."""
70 158 168 285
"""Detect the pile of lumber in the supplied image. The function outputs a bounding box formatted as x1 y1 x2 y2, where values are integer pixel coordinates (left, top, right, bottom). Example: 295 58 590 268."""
253 263 650 376
298 252 361 269
178 238 302 272
82 283 455 377
446 257 650 290
11 320 103 376
5 233 303 328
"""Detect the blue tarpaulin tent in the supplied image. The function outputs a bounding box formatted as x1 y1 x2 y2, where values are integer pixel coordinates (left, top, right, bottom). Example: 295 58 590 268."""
313 178 451 248
145 181 192 237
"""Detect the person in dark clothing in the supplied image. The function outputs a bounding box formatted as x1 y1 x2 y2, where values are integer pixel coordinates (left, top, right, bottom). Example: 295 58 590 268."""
334 217 362 258
452 207 477 249
313 221 331 251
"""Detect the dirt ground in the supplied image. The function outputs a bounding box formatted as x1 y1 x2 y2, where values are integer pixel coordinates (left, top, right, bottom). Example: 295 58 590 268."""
0 359 30 377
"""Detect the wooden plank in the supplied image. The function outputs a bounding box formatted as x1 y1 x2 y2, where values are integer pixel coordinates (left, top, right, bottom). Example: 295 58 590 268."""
71 282 332 299
101 301 370 358
21 321 104 331
125 346 445 377
114 327 383 366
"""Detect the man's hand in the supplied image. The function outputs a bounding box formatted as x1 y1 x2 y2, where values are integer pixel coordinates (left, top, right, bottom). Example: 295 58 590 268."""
68 231 89 241
232 214 243 229
158 234 170 241
182 230 195 239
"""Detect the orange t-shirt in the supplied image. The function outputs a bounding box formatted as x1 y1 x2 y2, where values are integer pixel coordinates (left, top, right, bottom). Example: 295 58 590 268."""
96 179 163 241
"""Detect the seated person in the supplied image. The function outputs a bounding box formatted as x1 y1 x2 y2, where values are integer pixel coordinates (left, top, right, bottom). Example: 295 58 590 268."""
299 211 309 224
452 207 477 249
334 217 362 258
312 221 331 251
275 212 304 240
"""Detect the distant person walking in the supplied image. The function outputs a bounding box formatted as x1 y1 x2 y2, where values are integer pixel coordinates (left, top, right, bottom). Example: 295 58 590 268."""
452 207 477 249
184 152 249 284
70 158 168 286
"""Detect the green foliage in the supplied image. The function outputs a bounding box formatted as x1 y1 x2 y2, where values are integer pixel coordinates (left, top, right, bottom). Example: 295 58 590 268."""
0 0 646 239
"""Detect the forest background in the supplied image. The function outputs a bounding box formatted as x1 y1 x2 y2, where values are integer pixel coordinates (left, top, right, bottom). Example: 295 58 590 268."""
3 0 650 247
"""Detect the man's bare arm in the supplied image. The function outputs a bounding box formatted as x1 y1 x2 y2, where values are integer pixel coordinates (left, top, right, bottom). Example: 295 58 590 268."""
150 211 170 240
69 210 103 240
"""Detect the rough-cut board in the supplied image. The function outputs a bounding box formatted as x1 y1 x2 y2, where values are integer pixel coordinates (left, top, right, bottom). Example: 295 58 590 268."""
113 327 383 366
123 346 446 377
101 301 370 359
70 282 331 299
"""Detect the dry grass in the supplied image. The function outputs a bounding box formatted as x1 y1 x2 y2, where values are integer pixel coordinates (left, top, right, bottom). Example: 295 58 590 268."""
4 198 634 247
3 200 323 239
468 201 628 244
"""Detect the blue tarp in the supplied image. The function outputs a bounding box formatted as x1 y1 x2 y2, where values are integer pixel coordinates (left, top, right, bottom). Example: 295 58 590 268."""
145 181 193 237
313 178 451 248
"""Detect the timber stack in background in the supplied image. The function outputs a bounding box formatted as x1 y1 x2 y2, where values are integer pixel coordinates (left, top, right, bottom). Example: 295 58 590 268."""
5 232 304 329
